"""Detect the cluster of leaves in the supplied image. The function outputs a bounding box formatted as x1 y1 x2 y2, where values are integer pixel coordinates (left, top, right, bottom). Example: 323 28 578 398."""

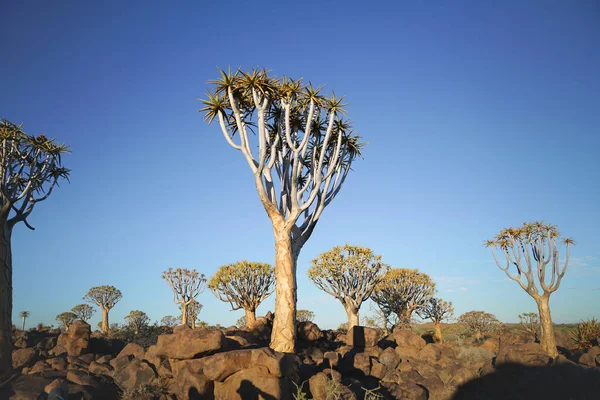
84 285 122 309
72 304 95 322
571 318 600 351
209 261 274 313
457 311 500 340
124 310 150 333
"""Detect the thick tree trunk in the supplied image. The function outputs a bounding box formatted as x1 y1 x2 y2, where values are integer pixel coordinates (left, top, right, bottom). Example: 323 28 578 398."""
245 308 257 329
0 222 13 379
434 322 443 343
181 303 189 327
537 295 558 357
345 304 359 331
101 308 109 334
190 317 196 329
270 228 298 353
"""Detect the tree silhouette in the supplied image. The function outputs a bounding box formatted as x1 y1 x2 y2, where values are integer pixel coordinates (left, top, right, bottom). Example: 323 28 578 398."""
84 285 122 334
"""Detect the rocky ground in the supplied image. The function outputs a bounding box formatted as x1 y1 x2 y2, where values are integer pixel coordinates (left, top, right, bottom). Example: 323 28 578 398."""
2 315 600 399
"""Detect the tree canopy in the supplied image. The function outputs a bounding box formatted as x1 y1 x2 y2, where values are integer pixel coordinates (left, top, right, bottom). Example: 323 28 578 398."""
71 304 95 322
83 285 122 310
56 312 77 330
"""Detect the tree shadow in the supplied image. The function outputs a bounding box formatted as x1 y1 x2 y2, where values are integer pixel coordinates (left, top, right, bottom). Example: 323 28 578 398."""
452 362 600 400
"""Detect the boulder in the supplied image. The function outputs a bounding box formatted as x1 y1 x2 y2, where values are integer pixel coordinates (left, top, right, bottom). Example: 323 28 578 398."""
380 381 428 400
48 356 68 372
113 358 157 391
308 370 355 400
117 342 145 360
214 367 293 400
379 346 400 372
0 375 53 400
496 342 551 366
155 327 225 359
45 378 69 400
346 326 379 347
578 346 600 367
386 330 426 351
323 351 341 368
53 321 91 356
12 348 38 369
481 338 499 353
170 359 214 400
203 347 296 382
298 321 323 342
28 360 50 374
66 369 100 388
89 361 113 375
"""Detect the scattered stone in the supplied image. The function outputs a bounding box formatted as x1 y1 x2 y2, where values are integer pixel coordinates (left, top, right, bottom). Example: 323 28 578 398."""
155 327 225 359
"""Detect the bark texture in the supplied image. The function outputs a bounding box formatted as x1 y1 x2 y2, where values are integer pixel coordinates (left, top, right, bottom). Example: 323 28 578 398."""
345 305 359 331
0 223 12 379
434 322 443 343
101 308 109 334
537 296 558 357
270 228 297 353
181 303 189 327
245 309 256 329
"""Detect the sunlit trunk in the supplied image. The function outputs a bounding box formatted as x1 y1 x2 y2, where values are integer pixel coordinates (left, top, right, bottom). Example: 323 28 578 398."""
537 295 558 357
245 308 257 329
434 322 443 343
0 221 13 379
270 227 297 353
181 303 189 327
21 316 25 331
101 308 109 334
345 304 359 331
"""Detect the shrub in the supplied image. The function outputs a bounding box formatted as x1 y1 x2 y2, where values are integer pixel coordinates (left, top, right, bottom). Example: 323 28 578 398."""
571 318 600 351
457 346 495 363
120 377 170 399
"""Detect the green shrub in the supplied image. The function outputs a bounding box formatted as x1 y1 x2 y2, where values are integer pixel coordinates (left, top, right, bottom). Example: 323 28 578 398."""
571 318 600 351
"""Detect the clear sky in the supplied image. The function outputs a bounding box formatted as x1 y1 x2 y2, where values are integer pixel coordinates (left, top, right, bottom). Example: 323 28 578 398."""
1 0 599 330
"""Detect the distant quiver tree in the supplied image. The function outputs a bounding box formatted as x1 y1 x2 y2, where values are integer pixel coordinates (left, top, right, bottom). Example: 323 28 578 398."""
0 119 70 379
71 304 95 322
201 68 364 352
163 268 206 327
84 285 122 334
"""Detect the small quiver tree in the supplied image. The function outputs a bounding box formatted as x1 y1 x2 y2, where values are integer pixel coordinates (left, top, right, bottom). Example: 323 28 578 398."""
125 310 150 335
518 312 540 342
209 261 274 329
308 245 388 330
56 312 77 332
0 120 69 379
201 69 364 352
71 304 95 322
19 311 29 331
486 221 574 357
160 315 178 328
163 268 206 327
457 311 500 342
179 299 203 329
371 268 436 329
418 297 454 343
296 310 315 323
84 285 122 334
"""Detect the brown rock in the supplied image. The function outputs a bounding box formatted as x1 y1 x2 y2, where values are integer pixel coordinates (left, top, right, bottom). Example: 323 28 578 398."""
308 371 355 400
481 338 499 353
117 342 145 360
28 360 50 374
214 366 293 400
170 359 214 400
379 346 400 371
45 378 69 400
53 321 91 356
89 361 113 375
496 342 551 366
346 326 379 347
155 327 225 359
298 321 323 342
66 369 100 388
381 381 428 400
323 351 340 368
77 353 95 364
48 356 68 372
448 365 476 387
371 359 387 379
387 330 426 350
0 375 53 400
12 348 38 369
203 347 294 382
578 346 600 367
113 358 157 391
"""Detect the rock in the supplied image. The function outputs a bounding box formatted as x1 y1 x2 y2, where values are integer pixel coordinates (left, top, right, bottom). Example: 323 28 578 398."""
67 369 100 388
35 336 58 351
117 343 145 360
379 346 400 372
203 347 296 382
28 360 50 374
170 359 214 400
298 321 323 342
0 375 53 400
370 359 387 379
578 346 600 367
214 367 293 400
481 338 499 353
380 381 428 400
113 358 157 391
226 335 249 348
155 327 225 359
12 348 38 369
323 351 341 368
308 371 355 400
96 354 113 363
448 365 477 387
387 330 426 351
45 378 69 400
53 321 91 356
346 326 379 347
89 361 113 375
305 346 324 363
77 353 95 365
496 342 551 366
48 356 68 372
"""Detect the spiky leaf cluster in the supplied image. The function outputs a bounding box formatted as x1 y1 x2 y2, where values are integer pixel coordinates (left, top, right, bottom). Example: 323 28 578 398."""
200 68 364 245
19 311 29 318
571 318 600 351
371 268 436 322
84 285 122 310
418 297 454 324
0 119 70 230
308 245 388 311
56 312 77 330
72 304 95 322
209 261 274 312
457 311 500 337
485 221 575 297
162 268 206 305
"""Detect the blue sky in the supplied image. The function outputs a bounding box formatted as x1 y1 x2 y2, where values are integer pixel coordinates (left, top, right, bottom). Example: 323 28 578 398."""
1 0 599 330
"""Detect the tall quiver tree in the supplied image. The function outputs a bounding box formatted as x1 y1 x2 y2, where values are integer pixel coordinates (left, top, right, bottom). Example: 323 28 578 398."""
0 120 69 379
163 268 206 327
486 221 574 357
418 297 454 343
308 245 388 330
84 285 122 334
201 69 363 352
209 261 275 329
372 268 436 328
19 311 29 330
72 304 95 322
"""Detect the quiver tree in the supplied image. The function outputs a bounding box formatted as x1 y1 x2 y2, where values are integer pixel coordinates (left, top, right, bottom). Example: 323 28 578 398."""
371 268 436 329
180 299 203 329
56 312 77 332
71 304 95 322
518 312 540 342
83 285 122 334
486 221 575 357
457 311 500 342
296 310 315 323
162 268 206 327
19 311 29 331
124 310 150 335
209 261 275 328
160 315 178 327
0 119 69 378
308 245 388 330
201 68 363 352
418 297 454 343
